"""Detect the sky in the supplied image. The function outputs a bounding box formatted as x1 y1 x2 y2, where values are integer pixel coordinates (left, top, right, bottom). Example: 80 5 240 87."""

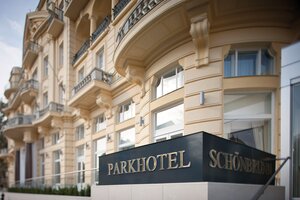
0 0 39 102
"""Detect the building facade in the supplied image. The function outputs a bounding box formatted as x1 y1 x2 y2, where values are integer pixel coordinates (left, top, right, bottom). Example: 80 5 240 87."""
0 0 299 198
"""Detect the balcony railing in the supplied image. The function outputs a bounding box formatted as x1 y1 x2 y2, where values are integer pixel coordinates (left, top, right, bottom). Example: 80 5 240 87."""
23 41 40 57
72 68 113 96
64 0 70 9
36 102 64 119
91 16 110 43
47 2 64 22
5 115 35 129
72 39 91 65
113 0 131 19
21 79 39 93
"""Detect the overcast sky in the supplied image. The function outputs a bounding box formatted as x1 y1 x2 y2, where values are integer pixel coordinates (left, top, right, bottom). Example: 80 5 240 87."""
0 0 39 101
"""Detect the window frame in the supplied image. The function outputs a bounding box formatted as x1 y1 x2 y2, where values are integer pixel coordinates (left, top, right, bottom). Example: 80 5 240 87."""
78 67 85 83
153 102 184 142
93 137 106 184
43 92 48 108
118 100 135 123
52 132 60 145
43 56 49 77
94 114 106 133
53 150 61 185
75 124 85 141
96 47 104 70
223 91 275 153
224 48 275 78
155 66 184 99
118 127 135 151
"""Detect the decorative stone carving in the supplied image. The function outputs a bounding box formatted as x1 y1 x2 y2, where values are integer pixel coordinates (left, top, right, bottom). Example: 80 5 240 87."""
96 92 113 119
38 126 50 137
51 117 64 129
189 13 210 68
74 108 91 129
23 131 37 143
125 62 145 98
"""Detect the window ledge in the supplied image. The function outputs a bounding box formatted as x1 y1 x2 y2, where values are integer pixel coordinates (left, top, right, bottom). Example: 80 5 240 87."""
150 88 184 111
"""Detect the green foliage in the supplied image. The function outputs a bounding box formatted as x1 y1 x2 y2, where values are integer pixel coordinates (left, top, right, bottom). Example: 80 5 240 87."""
7 185 91 196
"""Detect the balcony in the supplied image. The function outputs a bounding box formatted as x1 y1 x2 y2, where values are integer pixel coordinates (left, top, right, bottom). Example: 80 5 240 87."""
34 102 65 128
4 81 19 99
4 67 22 98
47 2 64 38
114 0 190 76
3 88 22 115
91 16 110 43
23 41 41 69
3 115 36 141
69 68 112 109
64 0 89 21
20 79 39 105
72 39 90 65
113 0 131 19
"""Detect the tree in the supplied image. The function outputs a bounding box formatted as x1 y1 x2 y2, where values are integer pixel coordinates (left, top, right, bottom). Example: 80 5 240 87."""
0 100 8 189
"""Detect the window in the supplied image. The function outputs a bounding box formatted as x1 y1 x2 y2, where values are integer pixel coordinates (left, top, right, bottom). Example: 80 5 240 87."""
156 66 184 98
76 145 85 186
94 114 106 132
40 154 45 184
43 92 48 108
32 69 38 80
224 92 273 153
39 138 44 149
292 83 300 197
93 137 106 184
43 56 49 77
59 83 64 104
224 49 274 77
154 104 184 142
76 124 84 140
96 48 104 70
118 127 135 151
119 100 135 123
53 150 60 185
59 42 64 67
78 67 84 83
52 132 60 145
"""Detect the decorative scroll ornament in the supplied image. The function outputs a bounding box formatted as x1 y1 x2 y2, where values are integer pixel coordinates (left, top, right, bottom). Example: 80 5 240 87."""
190 13 210 68
96 92 113 119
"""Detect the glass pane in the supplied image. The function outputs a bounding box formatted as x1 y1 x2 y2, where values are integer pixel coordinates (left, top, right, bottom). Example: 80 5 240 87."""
97 51 104 69
224 93 271 116
224 119 271 152
119 128 135 151
156 78 162 98
224 51 235 77
261 49 274 75
237 51 257 76
155 104 184 138
177 67 184 88
163 69 177 95
292 83 300 197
